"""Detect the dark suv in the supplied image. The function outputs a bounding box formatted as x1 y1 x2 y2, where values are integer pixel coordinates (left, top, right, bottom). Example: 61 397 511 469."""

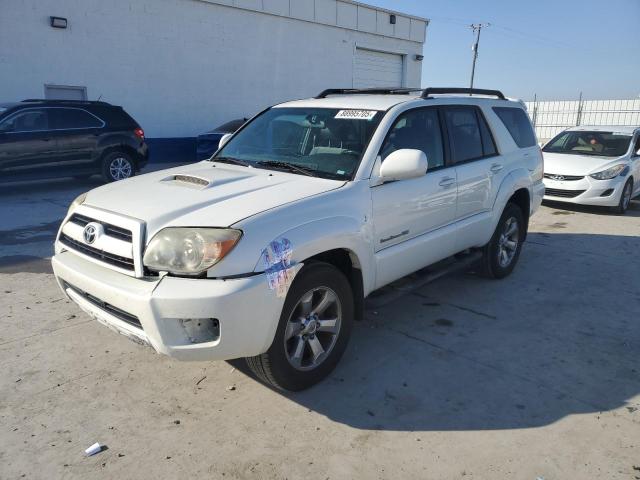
0 99 148 183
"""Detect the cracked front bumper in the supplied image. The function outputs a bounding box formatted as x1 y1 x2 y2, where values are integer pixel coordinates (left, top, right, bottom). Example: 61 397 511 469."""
52 251 285 361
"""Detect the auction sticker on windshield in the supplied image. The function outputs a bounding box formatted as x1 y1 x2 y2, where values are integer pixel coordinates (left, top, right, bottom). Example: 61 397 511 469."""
335 110 377 120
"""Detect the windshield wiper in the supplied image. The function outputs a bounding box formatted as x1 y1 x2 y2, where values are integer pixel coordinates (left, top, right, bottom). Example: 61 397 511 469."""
211 156 251 167
256 160 318 177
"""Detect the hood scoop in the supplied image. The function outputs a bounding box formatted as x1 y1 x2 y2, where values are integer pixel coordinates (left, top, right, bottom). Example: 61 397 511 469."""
167 174 212 189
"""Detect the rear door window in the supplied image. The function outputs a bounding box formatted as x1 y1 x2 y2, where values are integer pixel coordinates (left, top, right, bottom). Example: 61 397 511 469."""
493 107 537 148
50 108 103 130
443 107 487 163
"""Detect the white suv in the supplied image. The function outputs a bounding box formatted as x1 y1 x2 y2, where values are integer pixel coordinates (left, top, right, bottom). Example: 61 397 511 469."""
52 87 544 391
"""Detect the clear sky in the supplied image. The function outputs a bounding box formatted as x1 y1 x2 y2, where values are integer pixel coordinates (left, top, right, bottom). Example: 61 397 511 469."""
367 0 640 101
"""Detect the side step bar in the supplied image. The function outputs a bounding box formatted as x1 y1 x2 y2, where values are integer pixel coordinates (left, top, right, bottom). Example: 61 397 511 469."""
365 251 483 309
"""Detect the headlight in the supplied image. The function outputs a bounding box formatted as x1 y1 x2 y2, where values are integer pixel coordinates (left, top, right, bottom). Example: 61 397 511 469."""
67 192 87 216
590 164 628 180
143 228 242 275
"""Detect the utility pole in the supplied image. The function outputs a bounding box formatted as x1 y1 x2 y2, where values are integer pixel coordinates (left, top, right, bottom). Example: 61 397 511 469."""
469 23 490 91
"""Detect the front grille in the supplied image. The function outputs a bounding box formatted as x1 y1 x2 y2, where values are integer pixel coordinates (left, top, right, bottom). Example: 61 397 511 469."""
64 282 142 329
60 233 135 271
69 213 133 242
544 173 584 181
545 188 586 198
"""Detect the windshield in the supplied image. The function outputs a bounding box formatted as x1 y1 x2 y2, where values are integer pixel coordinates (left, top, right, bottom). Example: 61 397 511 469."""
543 130 632 157
212 107 383 180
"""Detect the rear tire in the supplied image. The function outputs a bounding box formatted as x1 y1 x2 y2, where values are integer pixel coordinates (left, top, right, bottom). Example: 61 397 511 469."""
480 202 525 279
613 178 633 215
101 151 135 183
245 262 354 391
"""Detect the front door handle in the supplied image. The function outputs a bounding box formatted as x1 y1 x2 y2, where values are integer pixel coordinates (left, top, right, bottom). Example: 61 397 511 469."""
490 163 503 174
439 176 456 187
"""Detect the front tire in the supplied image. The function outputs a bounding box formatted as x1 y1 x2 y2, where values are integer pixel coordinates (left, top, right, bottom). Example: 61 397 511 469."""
613 178 633 215
245 262 354 391
101 151 135 183
480 202 525 279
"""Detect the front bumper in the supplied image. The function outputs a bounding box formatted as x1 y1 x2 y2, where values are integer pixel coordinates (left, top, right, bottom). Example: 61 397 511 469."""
51 251 284 361
543 175 626 207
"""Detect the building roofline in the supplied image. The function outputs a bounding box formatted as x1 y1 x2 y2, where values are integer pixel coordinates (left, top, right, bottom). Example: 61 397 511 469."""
340 0 430 23
194 0 428 44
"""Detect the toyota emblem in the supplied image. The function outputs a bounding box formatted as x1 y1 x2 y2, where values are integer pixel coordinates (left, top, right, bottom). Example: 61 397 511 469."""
83 223 99 244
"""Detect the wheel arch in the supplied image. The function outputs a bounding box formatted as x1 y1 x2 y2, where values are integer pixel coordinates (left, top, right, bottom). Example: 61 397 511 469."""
508 188 530 239
98 143 142 170
302 248 365 322
491 169 533 238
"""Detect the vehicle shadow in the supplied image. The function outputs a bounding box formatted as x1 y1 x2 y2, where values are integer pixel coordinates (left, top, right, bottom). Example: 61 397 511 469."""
231 230 640 431
542 198 640 217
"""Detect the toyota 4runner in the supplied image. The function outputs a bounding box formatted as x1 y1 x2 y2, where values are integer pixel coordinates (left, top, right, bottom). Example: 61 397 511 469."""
52 87 545 391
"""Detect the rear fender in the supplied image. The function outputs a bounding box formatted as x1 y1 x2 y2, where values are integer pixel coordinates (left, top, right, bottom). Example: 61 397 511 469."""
490 168 532 232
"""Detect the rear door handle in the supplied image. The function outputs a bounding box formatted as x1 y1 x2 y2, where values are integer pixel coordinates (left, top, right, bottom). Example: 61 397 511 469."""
439 176 456 187
490 163 503 174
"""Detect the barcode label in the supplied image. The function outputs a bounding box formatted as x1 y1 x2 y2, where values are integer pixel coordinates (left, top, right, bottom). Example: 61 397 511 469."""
335 110 378 120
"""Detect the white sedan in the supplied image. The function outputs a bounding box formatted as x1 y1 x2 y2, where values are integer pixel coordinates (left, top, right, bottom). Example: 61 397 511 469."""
542 126 640 213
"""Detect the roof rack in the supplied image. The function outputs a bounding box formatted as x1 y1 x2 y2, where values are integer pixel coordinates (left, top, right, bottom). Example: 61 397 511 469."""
421 88 505 100
314 87 506 100
315 88 423 99
21 99 112 105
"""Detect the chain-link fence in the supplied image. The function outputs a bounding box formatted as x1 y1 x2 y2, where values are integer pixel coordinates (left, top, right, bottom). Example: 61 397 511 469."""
524 98 640 143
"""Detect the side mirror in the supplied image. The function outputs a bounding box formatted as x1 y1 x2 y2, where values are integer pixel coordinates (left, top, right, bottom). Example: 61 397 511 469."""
218 133 233 150
379 149 428 182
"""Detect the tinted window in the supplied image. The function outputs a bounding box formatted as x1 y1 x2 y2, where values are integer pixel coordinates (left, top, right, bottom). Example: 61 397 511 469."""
444 107 484 163
215 119 247 132
493 107 537 148
632 135 640 156
380 108 445 169
0 109 49 132
50 108 103 129
478 112 497 156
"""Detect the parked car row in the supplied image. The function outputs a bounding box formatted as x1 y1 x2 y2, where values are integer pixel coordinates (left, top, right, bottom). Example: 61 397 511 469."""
0 99 248 183
3 98 638 217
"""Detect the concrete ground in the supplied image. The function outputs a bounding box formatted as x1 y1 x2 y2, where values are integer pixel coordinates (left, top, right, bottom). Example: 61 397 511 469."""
1 171 639 480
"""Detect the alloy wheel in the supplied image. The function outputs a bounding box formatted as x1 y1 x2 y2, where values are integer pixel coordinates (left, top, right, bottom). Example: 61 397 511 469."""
284 287 342 371
109 157 133 180
497 216 519 268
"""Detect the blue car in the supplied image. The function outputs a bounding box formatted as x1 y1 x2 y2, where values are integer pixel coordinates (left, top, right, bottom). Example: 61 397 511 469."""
196 118 247 161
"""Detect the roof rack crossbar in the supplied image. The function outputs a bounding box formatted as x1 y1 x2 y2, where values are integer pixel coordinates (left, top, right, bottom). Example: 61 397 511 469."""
315 87 423 99
420 88 505 100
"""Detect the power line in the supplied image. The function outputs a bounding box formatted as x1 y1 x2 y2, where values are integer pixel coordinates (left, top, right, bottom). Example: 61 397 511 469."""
469 23 490 90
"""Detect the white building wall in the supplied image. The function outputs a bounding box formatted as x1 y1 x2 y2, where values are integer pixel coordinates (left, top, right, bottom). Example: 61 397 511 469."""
0 0 427 138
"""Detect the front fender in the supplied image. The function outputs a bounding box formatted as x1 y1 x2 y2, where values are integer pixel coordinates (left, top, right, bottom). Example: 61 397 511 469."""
253 216 375 295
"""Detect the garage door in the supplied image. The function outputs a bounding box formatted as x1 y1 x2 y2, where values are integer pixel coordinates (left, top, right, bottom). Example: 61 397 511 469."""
354 48 404 88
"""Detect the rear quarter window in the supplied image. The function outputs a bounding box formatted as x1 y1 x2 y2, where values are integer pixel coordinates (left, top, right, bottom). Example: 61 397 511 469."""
493 107 537 148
